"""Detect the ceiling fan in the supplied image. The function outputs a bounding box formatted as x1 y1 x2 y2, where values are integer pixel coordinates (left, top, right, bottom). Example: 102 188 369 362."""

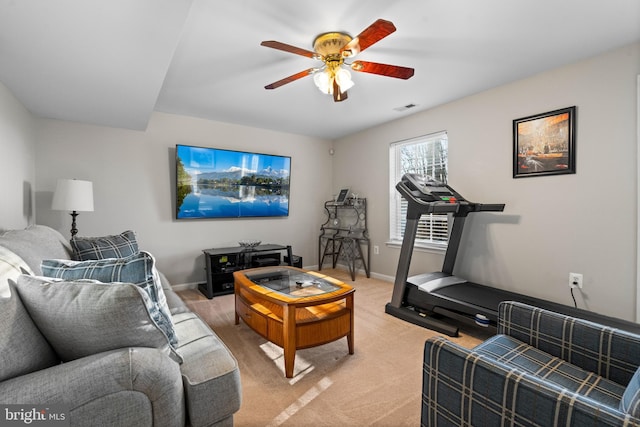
261 19 414 102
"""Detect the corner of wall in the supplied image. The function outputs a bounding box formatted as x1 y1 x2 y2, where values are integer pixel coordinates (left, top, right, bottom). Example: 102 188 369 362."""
0 82 37 229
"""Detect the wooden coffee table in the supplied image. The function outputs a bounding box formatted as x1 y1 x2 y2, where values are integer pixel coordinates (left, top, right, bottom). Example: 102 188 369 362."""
234 266 355 378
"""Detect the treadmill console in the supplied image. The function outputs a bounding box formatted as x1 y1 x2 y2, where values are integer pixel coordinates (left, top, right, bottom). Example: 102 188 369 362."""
402 173 462 203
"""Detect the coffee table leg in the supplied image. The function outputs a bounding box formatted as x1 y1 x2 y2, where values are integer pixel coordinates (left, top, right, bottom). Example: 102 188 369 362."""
234 287 240 325
283 305 296 378
346 294 354 354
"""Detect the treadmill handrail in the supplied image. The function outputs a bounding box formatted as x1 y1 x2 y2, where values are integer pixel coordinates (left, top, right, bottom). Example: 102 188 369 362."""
397 180 505 217
473 203 505 212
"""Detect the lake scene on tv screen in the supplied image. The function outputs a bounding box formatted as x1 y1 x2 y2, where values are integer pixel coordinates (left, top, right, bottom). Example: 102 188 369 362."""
176 145 291 219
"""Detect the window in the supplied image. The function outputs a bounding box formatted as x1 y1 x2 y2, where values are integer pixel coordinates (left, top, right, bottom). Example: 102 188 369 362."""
389 131 449 249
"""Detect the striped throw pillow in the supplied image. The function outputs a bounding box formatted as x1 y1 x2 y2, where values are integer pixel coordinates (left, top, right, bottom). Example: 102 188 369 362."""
71 230 139 260
41 251 176 346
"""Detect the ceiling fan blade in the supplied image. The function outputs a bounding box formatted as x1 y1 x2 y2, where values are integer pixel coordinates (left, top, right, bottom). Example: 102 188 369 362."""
341 19 396 57
351 60 414 79
332 80 348 102
264 68 315 90
261 40 318 58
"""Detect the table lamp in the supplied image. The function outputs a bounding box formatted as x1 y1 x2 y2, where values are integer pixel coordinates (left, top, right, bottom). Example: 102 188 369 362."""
52 179 94 237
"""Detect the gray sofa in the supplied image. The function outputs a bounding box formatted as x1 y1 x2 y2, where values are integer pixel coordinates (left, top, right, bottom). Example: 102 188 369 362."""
0 225 241 426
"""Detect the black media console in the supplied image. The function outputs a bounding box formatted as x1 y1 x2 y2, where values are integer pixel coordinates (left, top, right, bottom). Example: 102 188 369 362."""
200 244 293 298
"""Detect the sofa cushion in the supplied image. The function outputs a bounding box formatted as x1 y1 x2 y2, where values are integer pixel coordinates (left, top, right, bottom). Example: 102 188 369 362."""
71 230 139 260
0 282 59 381
172 311 241 426
14 275 178 363
475 334 626 407
156 270 190 315
620 366 640 417
41 251 177 346
0 225 72 275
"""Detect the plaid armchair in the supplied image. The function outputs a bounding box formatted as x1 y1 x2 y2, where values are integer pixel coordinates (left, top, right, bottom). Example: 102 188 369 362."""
422 301 640 426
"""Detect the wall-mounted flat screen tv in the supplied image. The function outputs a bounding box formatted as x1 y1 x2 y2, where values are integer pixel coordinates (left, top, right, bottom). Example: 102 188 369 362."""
176 144 291 219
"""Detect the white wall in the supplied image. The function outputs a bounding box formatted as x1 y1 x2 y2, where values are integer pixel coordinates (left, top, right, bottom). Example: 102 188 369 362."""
2 42 638 320
33 112 333 285
334 42 640 321
0 82 35 229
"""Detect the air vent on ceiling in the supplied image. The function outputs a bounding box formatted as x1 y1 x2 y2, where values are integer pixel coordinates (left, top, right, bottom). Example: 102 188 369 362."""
393 103 417 112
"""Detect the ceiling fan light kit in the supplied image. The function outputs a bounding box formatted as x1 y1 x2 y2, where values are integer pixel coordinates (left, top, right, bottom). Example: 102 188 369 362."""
261 19 414 103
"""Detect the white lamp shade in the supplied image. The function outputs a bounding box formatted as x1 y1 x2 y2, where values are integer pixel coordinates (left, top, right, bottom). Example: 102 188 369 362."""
52 179 94 212
313 71 331 94
335 68 354 92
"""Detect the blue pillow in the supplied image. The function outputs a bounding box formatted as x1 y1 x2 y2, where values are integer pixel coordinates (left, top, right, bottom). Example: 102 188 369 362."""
621 366 640 417
70 230 139 261
41 251 176 346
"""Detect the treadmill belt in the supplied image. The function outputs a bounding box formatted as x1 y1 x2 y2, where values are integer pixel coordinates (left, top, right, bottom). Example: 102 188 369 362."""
433 283 519 312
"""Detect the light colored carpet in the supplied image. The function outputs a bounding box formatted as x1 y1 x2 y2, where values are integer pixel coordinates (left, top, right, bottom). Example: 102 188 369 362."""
178 268 491 427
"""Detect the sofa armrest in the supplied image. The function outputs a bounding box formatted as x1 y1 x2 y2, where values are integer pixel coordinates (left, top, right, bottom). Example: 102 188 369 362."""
0 347 185 427
173 312 242 427
498 301 640 386
423 337 636 427
172 311 241 427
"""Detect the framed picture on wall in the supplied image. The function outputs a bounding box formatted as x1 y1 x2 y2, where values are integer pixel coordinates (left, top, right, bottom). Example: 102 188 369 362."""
513 106 576 178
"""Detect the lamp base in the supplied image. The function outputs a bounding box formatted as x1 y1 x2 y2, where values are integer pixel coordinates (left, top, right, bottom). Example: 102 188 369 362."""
69 211 79 237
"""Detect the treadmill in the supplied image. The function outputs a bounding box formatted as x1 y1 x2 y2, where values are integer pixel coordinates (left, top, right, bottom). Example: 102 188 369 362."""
385 173 505 336
385 173 640 337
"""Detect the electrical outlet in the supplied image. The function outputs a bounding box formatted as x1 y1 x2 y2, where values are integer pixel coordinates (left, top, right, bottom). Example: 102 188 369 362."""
374 245 380 255
569 273 583 289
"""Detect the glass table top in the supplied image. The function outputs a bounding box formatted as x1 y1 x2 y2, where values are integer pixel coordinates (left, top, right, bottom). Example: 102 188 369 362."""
244 268 341 297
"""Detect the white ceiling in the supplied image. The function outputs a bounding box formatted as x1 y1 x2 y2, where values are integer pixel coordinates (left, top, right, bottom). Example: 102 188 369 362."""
1 0 639 140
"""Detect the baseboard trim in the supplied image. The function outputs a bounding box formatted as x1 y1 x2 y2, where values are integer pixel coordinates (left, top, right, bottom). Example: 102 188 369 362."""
310 264 394 283
171 282 199 291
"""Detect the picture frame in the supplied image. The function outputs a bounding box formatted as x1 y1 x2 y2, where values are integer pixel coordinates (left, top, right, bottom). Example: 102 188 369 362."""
513 106 576 178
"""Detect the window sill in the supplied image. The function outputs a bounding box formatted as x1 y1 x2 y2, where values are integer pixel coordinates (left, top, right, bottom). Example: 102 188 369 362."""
386 240 446 254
